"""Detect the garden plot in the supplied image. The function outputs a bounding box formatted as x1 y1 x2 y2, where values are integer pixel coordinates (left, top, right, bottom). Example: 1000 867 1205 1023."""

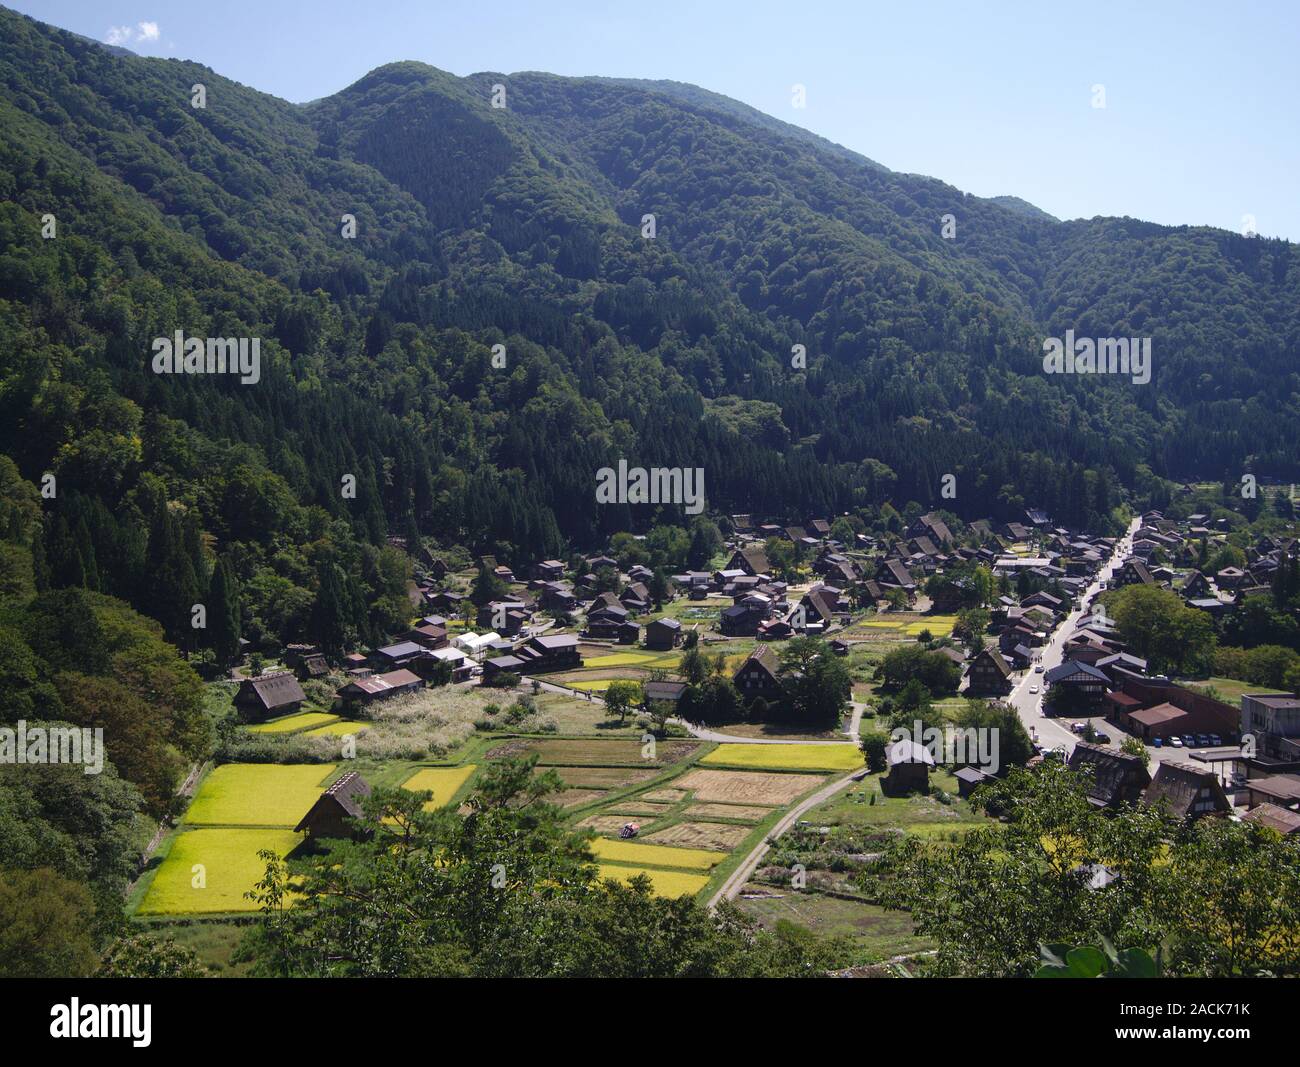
546 766 660 788
402 765 477 809
552 788 607 808
136 828 303 915
685 803 773 821
644 821 751 851
675 768 826 806
700 743 862 772
185 764 337 827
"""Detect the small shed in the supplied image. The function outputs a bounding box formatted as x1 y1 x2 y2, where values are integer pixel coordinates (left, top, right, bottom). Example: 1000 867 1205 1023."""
883 739 935 796
954 766 989 798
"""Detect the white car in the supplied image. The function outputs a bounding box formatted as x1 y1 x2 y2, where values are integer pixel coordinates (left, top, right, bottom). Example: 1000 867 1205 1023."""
1034 664 1044 673
1029 684 1040 694
1170 736 1184 747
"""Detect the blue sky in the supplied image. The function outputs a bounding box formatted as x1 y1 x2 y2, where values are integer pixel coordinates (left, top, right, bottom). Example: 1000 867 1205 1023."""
13 0 1300 239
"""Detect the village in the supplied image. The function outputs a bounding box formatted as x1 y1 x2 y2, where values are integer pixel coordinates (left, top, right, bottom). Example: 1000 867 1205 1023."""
128 491 1300 971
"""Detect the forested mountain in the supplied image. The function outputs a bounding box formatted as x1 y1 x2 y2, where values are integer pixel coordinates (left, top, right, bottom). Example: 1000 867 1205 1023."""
1 5 1298 657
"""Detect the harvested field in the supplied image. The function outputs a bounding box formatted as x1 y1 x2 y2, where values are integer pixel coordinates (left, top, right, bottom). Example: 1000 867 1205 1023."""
642 787 688 803
578 815 641 834
603 800 671 817
552 788 606 809
675 768 826 806
547 766 659 788
644 821 751 851
685 803 773 821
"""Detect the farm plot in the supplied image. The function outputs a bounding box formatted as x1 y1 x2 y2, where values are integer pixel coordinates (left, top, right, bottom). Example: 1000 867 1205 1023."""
402 765 477 808
675 768 826 806
597 865 711 898
603 800 672 817
589 837 726 871
547 766 660 788
644 821 751 851
303 721 368 737
579 814 641 834
185 764 336 827
642 788 688 803
700 743 863 773
685 803 772 821
553 788 606 809
136 828 302 915
248 712 340 734
490 738 698 767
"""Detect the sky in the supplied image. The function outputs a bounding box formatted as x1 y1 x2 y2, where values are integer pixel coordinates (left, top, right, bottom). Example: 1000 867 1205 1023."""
12 0 1300 240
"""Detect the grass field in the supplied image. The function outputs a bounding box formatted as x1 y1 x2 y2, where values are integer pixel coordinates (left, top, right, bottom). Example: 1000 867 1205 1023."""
248 712 340 734
136 828 303 915
597 864 711 897
589 837 726 870
860 614 957 637
402 765 477 808
735 891 933 961
700 743 863 772
185 764 336 827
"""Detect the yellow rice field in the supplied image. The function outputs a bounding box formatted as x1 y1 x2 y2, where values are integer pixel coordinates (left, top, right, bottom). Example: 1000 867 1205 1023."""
589 837 726 870
184 764 336 827
597 864 710 898
248 711 340 734
402 765 477 808
136 828 303 915
700 742 863 772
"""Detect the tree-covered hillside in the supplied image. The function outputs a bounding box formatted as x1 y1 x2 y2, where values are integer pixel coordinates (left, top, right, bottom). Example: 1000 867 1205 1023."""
1 4 1298 654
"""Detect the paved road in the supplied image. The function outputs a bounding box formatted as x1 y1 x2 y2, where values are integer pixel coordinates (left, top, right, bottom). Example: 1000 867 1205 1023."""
1006 517 1138 757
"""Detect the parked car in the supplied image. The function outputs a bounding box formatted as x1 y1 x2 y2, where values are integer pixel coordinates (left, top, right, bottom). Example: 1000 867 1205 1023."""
1170 736 1184 747
1029 684 1040 694
1034 663 1044 673
1095 731 1112 744
1071 722 1086 734
1196 734 1211 747
1181 734 1196 748
1152 737 1163 748
1209 734 1223 746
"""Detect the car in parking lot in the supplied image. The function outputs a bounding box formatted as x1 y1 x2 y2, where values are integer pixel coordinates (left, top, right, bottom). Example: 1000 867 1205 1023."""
1034 663 1044 673
1094 731 1111 744
1152 736 1163 747
1196 734 1211 747
1029 684 1039 694
1169 736 1184 747
1181 734 1196 748
1209 734 1223 746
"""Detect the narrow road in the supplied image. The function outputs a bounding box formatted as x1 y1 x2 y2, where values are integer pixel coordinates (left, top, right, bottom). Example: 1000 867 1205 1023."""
707 769 864 908
1006 516 1139 758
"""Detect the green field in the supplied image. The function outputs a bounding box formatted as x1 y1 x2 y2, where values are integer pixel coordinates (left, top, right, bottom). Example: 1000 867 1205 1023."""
136 828 303 915
303 721 369 737
185 764 336 827
700 742 863 772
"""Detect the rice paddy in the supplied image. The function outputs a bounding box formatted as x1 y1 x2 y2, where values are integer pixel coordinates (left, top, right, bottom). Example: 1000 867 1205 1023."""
402 765 477 808
589 837 726 870
184 764 337 827
136 828 303 915
700 742 863 772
